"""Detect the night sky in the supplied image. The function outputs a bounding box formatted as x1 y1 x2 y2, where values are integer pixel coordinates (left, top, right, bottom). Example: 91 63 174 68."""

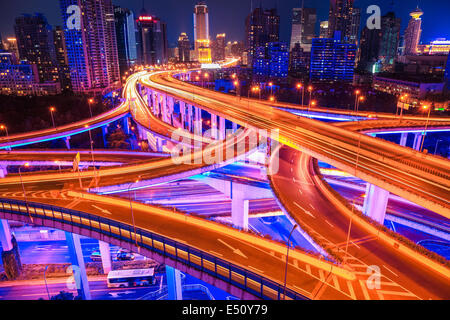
1 0 449 47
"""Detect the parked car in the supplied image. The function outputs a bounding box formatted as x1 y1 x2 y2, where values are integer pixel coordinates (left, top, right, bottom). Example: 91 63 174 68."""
116 250 135 261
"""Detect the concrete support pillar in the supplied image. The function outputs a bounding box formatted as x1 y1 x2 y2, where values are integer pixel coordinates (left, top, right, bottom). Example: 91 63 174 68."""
146 88 152 108
232 122 238 133
180 101 186 130
162 94 169 123
153 91 158 115
211 114 218 139
194 107 202 136
137 125 148 142
156 137 164 153
165 265 183 300
0 219 22 279
0 219 13 251
122 117 130 135
98 241 112 274
413 133 423 151
0 165 7 178
219 117 226 140
102 126 108 148
65 232 91 300
65 136 71 150
187 104 193 133
362 184 389 225
232 198 249 231
400 132 408 147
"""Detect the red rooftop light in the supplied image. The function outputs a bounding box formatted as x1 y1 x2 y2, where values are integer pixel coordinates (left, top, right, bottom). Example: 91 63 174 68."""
138 16 153 21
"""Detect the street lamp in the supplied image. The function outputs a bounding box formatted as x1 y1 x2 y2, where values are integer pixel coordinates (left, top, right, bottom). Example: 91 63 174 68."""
307 86 313 111
128 177 141 251
268 82 274 96
49 107 56 131
282 224 298 300
233 80 241 100
84 125 97 184
354 90 360 113
296 83 304 107
434 139 443 155
420 105 432 152
0 124 11 147
54 160 62 173
44 265 51 300
18 162 32 223
88 99 94 118
356 96 365 113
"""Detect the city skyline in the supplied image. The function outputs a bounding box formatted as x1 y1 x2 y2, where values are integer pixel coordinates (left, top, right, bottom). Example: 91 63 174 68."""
1 0 450 46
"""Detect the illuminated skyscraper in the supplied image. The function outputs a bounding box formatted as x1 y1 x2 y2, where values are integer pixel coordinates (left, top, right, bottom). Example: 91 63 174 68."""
445 54 450 91
59 0 120 92
320 21 329 38
246 6 280 65
114 6 137 75
194 1 211 63
178 33 191 63
310 33 356 83
212 33 226 62
328 0 356 43
14 14 59 84
53 26 72 91
289 6 317 52
403 7 423 55
136 14 168 66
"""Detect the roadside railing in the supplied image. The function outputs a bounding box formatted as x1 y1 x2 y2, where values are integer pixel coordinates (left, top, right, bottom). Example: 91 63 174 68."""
0 197 308 300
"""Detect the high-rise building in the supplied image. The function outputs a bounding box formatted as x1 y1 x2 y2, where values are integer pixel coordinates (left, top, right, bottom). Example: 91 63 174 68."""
53 26 72 91
328 0 356 43
349 7 361 44
320 21 329 38
290 7 317 52
178 33 191 63
310 33 356 83
358 11 401 73
246 6 280 64
59 0 120 93
136 14 168 66
403 7 423 55
0 33 3 51
2 38 20 60
14 14 59 84
114 6 137 76
252 42 289 80
211 33 226 62
194 2 211 63
290 42 310 77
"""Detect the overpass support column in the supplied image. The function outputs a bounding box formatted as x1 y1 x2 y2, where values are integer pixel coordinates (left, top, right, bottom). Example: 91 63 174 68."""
194 107 202 136
232 198 249 231
0 220 22 279
211 114 218 139
98 241 112 274
156 138 164 153
362 184 389 224
219 117 226 140
65 232 91 300
400 132 408 147
187 104 193 133
102 126 109 148
412 133 423 151
0 165 7 178
179 101 186 130
162 94 169 123
65 136 71 150
122 116 130 135
146 88 152 108
165 265 183 300
167 96 175 126
232 122 238 133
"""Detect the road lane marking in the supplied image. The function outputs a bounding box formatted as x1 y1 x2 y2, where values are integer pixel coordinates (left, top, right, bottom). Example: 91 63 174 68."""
293 202 315 218
377 290 416 297
325 220 334 228
91 205 112 215
217 238 248 258
247 266 264 274
332 275 340 291
359 280 371 300
346 281 356 300
382 265 398 277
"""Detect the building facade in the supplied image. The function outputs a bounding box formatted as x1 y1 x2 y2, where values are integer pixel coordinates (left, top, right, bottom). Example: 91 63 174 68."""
59 0 120 93
403 7 423 56
328 0 357 43
289 7 317 52
136 14 168 66
114 6 137 76
53 26 72 91
310 35 356 83
178 33 191 63
193 2 211 63
211 33 226 62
